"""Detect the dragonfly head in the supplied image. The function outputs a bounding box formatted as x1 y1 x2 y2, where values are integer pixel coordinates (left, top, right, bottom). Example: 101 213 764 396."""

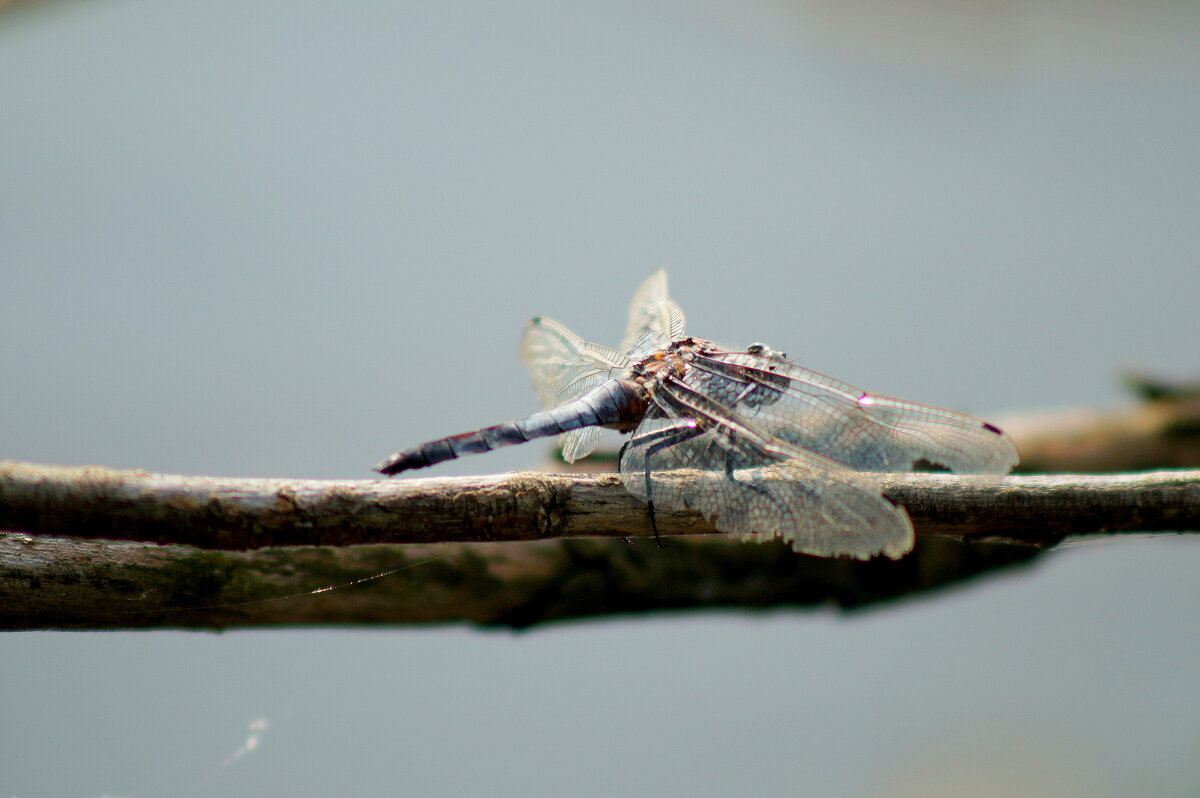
746 343 788 361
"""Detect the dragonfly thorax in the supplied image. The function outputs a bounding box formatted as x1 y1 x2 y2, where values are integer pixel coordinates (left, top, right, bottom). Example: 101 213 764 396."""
631 337 718 381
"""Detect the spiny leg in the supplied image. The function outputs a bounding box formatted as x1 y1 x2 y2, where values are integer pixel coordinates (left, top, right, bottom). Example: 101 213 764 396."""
721 429 769 494
712 427 773 541
623 422 707 548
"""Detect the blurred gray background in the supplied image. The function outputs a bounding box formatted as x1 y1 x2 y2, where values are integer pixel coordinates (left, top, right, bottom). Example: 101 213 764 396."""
2 1 1199 796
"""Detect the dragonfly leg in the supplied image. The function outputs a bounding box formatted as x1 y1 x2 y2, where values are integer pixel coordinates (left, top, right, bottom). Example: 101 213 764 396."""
722 438 769 495
627 422 708 548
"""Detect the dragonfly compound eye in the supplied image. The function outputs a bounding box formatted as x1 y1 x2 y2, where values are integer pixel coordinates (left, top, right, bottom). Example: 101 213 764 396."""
747 343 786 360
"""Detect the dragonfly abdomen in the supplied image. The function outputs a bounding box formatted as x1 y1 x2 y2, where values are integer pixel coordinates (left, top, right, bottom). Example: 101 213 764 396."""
375 378 645 475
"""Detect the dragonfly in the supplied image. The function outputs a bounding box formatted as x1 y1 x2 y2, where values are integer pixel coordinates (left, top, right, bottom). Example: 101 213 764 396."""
375 271 1018 559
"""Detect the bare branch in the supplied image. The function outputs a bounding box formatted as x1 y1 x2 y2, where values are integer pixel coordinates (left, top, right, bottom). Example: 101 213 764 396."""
0 533 1046 631
997 395 1200 473
3 458 1197 629
3 460 1200 551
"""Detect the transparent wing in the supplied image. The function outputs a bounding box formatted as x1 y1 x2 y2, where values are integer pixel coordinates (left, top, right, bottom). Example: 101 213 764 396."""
687 350 1019 475
519 316 631 462
619 270 687 360
618 379 913 560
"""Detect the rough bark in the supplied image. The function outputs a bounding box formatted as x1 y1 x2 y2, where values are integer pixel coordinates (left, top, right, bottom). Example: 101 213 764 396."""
2 461 1199 550
0 532 1048 631
3 447 1199 630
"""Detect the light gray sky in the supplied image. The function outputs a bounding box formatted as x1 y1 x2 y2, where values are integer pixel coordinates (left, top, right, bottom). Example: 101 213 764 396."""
2 1 1199 796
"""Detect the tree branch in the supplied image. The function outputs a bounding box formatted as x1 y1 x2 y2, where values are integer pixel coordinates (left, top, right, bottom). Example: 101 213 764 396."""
0 533 1046 631
998 393 1200 473
3 459 1198 630
2 460 1200 549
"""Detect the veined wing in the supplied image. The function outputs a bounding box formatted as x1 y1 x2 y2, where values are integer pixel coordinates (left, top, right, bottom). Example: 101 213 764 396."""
688 349 1019 474
618 375 913 560
619 270 687 360
520 316 631 462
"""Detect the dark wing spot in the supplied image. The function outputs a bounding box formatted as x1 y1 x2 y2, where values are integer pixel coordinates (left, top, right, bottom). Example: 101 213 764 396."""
881 493 900 507
982 422 1003 435
530 316 542 324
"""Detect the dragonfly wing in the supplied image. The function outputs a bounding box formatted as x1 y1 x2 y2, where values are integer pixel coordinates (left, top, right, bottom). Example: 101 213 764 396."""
690 350 1019 475
617 382 913 560
619 270 687 360
519 316 630 462
559 427 602 463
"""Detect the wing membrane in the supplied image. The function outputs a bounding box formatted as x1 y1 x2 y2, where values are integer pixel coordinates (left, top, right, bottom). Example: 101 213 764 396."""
519 316 630 462
619 270 687 359
690 351 1018 475
618 379 913 560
